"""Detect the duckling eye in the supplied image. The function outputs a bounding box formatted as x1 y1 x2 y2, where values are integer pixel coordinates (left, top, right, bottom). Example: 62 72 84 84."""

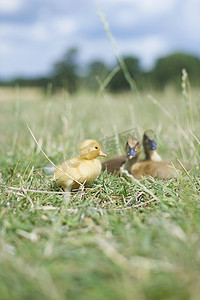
136 141 140 146
95 146 98 149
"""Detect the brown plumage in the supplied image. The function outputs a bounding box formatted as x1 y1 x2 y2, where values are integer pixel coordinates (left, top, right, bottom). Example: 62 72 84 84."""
143 130 162 161
121 133 177 180
102 130 160 175
120 137 142 173
101 154 126 175
102 137 141 175
128 160 177 180
143 130 191 172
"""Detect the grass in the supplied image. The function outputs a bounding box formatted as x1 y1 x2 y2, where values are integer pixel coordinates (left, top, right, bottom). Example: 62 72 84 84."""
1 82 200 300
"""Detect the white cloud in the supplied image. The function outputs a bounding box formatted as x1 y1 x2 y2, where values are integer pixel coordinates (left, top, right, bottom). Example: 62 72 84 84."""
183 0 200 33
30 23 49 41
0 0 24 14
98 0 179 32
0 23 11 37
135 0 178 15
82 40 114 63
117 35 171 69
53 17 78 36
0 17 77 44
99 0 178 16
0 22 47 41
0 43 11 54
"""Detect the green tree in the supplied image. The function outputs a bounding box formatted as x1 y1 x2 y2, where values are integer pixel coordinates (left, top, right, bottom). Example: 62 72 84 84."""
151 52 200 89
51 47 80 93
108 56 142 92
85 61 110 90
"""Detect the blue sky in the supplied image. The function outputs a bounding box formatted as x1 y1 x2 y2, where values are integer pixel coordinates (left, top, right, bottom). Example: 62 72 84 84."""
0 0 200 79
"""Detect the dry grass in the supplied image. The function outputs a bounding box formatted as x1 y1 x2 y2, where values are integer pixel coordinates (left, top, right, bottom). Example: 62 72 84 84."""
1 83 200 300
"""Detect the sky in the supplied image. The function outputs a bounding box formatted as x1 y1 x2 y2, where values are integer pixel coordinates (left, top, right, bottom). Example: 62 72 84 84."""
0 0 200 79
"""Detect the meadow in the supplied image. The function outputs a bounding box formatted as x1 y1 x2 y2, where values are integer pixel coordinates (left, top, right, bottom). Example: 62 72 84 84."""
1 78 200 299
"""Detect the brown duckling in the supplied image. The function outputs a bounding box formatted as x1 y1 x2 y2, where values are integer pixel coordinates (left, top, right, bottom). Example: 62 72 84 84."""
143 130 191 172
119 137 142 175
54 139 107 190
121 136 177 180
143 129 162 161
128 160 177 180
102 130 159 174
101 154 126 175
102 137 141 175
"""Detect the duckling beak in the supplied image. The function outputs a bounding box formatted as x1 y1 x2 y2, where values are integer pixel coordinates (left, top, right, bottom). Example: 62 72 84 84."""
99 150 107 157
127 146 136 159
148 139 157 150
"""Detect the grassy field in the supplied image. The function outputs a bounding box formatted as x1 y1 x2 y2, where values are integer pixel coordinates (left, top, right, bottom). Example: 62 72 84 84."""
1 81 200 300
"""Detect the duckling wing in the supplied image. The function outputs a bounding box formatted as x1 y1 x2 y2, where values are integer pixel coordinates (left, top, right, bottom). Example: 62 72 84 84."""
54 157 102 189
54 157 82 186
77 159 102 183
153 161 177 179
130 162 145 180
131 161 176 179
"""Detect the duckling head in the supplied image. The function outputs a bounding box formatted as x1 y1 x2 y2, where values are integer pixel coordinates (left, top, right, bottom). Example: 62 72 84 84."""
125 137 141 159
79 139 107 160
143 130 157 150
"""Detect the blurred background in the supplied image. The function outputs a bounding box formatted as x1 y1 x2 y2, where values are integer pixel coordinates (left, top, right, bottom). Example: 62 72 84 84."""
0 0 200 92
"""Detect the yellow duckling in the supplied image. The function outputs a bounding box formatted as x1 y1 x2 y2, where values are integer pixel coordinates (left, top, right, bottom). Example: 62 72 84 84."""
54 139 107 190
143 130 162 161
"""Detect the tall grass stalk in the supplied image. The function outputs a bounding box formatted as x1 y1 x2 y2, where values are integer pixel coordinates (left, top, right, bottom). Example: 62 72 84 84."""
98 8 142 106
182 69 193 131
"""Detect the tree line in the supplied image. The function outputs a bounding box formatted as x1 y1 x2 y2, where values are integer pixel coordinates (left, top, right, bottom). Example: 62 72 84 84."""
1 48 200 93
